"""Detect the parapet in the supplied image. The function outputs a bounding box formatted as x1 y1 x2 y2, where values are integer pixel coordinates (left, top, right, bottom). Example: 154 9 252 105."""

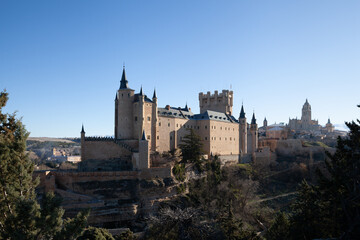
199 90 233 115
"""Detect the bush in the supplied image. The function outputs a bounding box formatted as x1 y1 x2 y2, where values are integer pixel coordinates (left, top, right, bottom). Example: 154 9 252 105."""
172 163 186 182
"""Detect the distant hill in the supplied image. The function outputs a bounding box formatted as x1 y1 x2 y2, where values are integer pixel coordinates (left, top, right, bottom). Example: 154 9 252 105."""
28 137 77 143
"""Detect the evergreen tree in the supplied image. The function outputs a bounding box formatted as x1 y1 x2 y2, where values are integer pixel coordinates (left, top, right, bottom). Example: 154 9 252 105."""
179 129 204 171
289 105 360 239
0 91 89 239
0 90 39 237
265 212 290 240
78 227 114 240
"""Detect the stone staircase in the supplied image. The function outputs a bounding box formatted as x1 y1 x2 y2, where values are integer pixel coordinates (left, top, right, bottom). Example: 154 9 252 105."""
114 139 137 153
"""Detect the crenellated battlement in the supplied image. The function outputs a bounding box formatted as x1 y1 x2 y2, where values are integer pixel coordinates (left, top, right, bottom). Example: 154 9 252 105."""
199 89 233 115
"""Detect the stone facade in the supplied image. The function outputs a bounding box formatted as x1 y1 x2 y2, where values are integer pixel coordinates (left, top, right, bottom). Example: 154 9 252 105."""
288 99 335 134
81 67 259 170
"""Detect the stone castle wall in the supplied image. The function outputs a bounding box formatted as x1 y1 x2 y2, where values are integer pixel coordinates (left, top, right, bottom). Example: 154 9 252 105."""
82 139 134 161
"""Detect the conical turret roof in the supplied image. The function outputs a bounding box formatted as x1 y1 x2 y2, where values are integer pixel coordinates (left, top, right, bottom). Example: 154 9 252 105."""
251 112 256 124
119 66 129 89
239 104 246 118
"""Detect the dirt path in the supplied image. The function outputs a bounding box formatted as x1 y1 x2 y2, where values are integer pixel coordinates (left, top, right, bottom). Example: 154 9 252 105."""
255 191 297 203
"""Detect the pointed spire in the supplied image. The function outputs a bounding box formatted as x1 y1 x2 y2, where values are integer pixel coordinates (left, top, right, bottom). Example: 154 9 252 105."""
153 88 157 99
251 112 256 124
139 86 143 96
115 93 118 101
328 118 331 124
184 102 189 111
141 130 146 140
239 104 245 118
119 65 129 89
81 124 85 133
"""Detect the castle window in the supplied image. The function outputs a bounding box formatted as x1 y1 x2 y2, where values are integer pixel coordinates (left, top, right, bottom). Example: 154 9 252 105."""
205 137 207 140
176 124 178 127
219 137 221 140
211 137 213 140
220 127 222 130
128 93 130 97
159 122 161 126
147 135 150 140
205 125 207 129
147 117 151 121
157 136 159 140
135 117 138 121
214 137 216 140
230 137 232 140
122 93 123 97
197 126 199 129
225 127 227 130
191 126 193 129
225 138 227 141
168 123 170 127
214 126 216 129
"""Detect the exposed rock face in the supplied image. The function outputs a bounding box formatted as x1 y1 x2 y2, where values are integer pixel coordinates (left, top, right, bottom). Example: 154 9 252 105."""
35 168 178 230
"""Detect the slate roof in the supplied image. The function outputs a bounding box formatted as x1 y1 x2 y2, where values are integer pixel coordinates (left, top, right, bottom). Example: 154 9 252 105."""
193 110 238 123
133 94 153 103
158 108 239 123
157 107 194 119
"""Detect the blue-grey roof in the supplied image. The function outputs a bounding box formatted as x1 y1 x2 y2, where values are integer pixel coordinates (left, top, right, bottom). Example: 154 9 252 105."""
119 67 129 89
133 94 153 103
158 107 194 119
193 110 238 123
158 108 238 123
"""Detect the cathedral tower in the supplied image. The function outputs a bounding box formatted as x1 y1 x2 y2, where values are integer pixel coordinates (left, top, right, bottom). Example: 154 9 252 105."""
301 99 311 127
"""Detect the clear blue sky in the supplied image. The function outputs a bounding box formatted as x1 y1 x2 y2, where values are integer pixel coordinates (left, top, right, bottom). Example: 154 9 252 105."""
1 0 359 137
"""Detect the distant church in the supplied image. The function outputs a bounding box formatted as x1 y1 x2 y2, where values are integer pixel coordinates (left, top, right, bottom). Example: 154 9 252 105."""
288 99 334 133
80 67 259 171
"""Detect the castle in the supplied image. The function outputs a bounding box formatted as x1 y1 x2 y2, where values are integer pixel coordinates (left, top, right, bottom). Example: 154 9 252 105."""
80 67 259 170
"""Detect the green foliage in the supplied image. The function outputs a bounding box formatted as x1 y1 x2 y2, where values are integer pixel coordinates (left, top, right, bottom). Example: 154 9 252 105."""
176 183 186 194
145 207 220 240
78 227 114 240
265 212 290 240
172 163 186 182
114 229 136 240
288 105 360 239
0 90 89 239
179 129 204 171
219 204 260 240
0 90 39 237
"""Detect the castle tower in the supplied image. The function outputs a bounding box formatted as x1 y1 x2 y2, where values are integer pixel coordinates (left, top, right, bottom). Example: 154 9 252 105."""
263 117 268 128
115 66 135 139
137 86 145 140
239 104 247 155
151 89 158 151
250 112 258 154
199 90 233 115
139 130 150 169
80 124 85 160
301 99 312 128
